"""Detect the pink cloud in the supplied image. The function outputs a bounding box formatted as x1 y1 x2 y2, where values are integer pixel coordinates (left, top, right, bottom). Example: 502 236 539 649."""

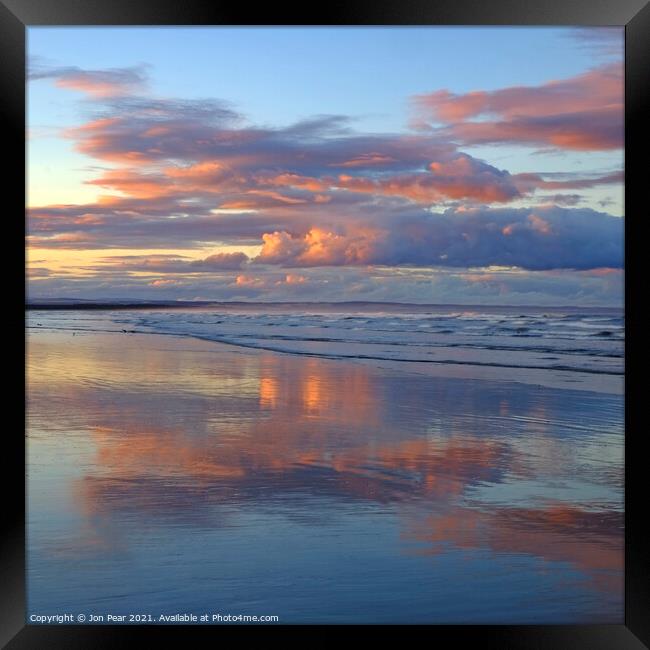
87 252 249 274
282 274 308 285
336 153 398 168
31 65 148 98
513 171 623 194
335 154 520 203
258 227 388 267
235 275 266 288
413 63 623 151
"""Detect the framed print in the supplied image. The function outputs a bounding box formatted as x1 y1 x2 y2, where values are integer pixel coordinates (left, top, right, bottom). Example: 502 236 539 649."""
4 0 649 646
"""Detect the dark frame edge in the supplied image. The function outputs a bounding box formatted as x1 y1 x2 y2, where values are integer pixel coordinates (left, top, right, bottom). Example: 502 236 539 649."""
0 0 26 649
624 2 650 648
2 0 649 26
3 0 649 647
2 624 650 649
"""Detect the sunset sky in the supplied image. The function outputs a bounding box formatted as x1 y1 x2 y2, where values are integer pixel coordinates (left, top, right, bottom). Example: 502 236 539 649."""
27 27 624 305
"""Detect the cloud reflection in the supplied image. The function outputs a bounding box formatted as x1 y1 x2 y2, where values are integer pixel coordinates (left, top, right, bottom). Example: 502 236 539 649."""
26 331 623 606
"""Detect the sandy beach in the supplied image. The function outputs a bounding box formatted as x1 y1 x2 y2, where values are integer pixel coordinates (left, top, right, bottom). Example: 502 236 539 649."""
25 326 624 624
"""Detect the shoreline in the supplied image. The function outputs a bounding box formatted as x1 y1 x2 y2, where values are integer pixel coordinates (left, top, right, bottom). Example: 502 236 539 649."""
26 326 624 395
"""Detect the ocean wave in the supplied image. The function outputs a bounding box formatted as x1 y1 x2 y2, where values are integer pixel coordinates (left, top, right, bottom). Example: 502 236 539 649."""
27 305 624 376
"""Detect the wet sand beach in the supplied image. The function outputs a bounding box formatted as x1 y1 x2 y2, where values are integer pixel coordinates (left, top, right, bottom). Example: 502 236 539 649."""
26 327 624 624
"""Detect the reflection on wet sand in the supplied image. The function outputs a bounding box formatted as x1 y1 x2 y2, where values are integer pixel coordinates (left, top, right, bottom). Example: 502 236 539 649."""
27 331 624 622
405 505 622 593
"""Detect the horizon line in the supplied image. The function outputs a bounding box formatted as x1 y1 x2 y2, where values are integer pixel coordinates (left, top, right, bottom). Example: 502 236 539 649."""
25 298 623 311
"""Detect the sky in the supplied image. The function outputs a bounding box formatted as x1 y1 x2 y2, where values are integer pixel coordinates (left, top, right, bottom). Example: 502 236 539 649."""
26 27 624 305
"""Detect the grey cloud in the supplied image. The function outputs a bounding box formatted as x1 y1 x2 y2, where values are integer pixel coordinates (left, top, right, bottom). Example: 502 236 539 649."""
255 207 623 271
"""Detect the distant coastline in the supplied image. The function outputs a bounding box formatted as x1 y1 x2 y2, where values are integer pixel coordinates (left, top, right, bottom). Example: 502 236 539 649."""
27 300 215 311
25 299 623 313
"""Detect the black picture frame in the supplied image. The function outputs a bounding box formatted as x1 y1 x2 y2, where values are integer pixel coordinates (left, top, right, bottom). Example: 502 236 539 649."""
4 0 648 646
